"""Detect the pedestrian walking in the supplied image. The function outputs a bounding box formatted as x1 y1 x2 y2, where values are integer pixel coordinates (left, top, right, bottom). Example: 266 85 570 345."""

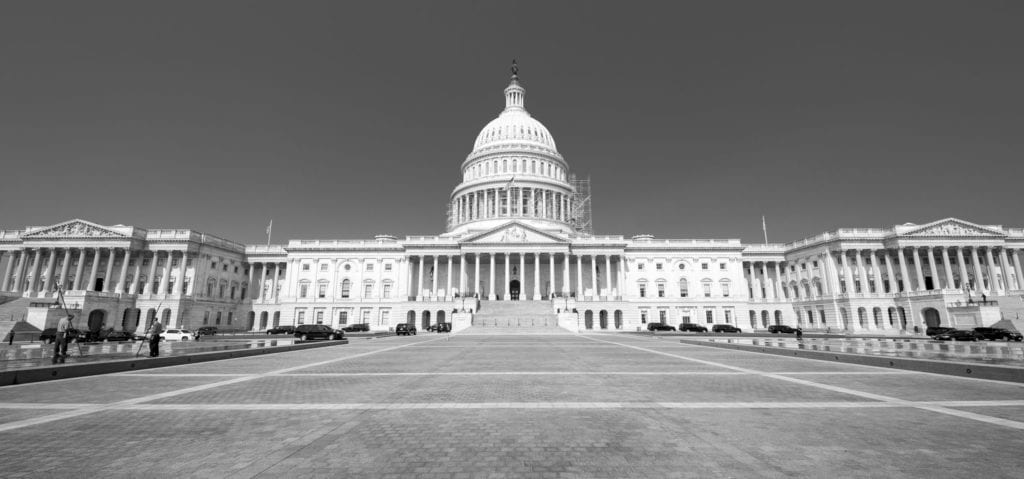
52 314 73 364
795 327 803 341
147 320 164 357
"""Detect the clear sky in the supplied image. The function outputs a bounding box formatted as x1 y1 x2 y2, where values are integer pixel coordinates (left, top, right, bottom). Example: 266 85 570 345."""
1 1 1021 245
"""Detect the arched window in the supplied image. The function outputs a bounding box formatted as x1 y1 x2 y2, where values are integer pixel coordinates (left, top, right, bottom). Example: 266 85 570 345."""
719 279 731 297
512 159 517 172
340 279 351 298
532 160 536 174
679 278 688 297
503 159 507 172
298 280 310 299
317 280 329 298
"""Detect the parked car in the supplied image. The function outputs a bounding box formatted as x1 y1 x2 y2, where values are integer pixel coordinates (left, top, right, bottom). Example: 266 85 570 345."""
926 326 956 337
266 326 296 335
395 324 417 336
161 329 193 341
39 328 81 344
196 326 218 336
647 323 676 332
712 324 742 333
768 325 797 334
972 327 1023 341
933 329 982 341
678 323 708 333
293 324 342 341
98 329 134 342
340 323 370 332
427 323 452 333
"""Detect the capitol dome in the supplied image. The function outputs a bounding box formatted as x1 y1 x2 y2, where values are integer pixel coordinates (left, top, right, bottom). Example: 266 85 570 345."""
470 73 559 155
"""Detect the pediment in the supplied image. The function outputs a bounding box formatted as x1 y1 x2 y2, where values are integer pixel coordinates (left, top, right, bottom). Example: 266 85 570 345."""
22 219 127 239
901 218 1004 238
461 221 568 245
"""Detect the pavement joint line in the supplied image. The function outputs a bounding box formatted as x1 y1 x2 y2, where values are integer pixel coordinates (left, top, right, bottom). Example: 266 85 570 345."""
0 335 446 433
582 335 1024 431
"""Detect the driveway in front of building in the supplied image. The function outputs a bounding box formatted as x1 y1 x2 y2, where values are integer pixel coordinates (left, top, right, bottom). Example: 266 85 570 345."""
0 333 1022 478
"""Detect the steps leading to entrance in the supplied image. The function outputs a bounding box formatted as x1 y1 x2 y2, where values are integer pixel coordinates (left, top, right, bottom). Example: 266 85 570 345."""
469 300 565 332
0 297 32 322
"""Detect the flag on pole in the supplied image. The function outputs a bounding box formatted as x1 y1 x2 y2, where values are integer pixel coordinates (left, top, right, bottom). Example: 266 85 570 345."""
504 175 516 191
266 220 273 246
762 215 768 244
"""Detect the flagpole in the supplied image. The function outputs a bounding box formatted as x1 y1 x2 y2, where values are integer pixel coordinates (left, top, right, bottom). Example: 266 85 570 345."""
266 220 273 247
762 216 768 245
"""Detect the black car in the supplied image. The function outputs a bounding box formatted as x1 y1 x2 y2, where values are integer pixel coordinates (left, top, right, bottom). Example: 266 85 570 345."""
972 327 1023 341
340 323 370 332
712 324 742 333
926 326 956 337
395 324 417 336
39 328 81 344
293 324 342 341
266 325 296 335
768 325 797 334
647 323 676 332
196 326 218 336
97 329 134 342
678 323 708 333
427 323 452 333
933 329 981 341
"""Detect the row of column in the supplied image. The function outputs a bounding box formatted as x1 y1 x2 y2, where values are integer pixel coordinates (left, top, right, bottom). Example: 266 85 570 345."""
407 252 623 301
247 261 284 302
0 248 193 297
747 246 1024 301
453 187 571 225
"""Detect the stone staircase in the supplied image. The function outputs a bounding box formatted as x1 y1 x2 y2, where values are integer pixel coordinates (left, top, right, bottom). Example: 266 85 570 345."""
991 293 1024 332
463 300 569 334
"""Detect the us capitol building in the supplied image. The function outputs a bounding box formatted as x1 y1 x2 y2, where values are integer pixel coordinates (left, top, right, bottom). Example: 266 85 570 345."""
2 68 1023 337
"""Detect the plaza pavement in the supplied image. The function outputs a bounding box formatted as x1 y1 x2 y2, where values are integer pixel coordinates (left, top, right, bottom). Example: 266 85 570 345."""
0 332 1022 478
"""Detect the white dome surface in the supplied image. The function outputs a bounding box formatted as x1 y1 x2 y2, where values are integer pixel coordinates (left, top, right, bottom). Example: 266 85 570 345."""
473 110 558 152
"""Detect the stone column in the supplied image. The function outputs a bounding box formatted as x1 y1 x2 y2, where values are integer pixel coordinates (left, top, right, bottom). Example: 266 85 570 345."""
98 248 113 292
55 249 71 291
985 247 1000 294
970 247 984 293
911 248 925 292
432 255 439 299
870 251 884 295
533 252 541 300
40 248 57 294
503 253 511 300
998 248 1012 291
576 255 583 297
271 263 280 301
896 248 911 293
839 251 854 295
589 254 597 297
942 248 956 290
824 252 840 295
519 253 525 298
0 251 14 291
562 253 570 296
854 250 867 295
955 248 968 290
1013 249 1024 291
460 254 467 295
247 262 256 300
549 253 555 297
416 255 425 300
489 253 496 300
924 247 940 291
883 252 897 294
473 254 481 297
73 249 86 291
144 252 158 295
447 255 453 300
87 248 101 292
129 253 142 294
773 262 783 297
177 252 188 295
117 249 131 293
605 255 612 296
159 251 172 295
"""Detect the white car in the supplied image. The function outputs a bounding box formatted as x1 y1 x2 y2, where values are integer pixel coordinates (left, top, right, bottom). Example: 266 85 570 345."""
161 329 193 341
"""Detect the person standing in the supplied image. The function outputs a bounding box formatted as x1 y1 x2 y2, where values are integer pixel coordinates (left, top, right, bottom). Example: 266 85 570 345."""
147 320 164 357
52 314 73 364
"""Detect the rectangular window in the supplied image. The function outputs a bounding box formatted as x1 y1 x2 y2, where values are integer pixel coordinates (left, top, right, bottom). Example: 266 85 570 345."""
366 263 374 272
320 263 328 272
721 283 730 297
234 266 239 273
657 283 665 298
339 310 348 324
720 263 726 270
724 310 732 323
656 263 663 270
300 284 309 298
211 261 216 269
703 283 711 297
680 284 688 297
302 263 310 271
702 263 709 270
315 310 323 324
223 264 228 271
361 309 370 323
341 282 350 298
640 310 648 324
705 310 714 323
318 283 327 298
383 283 392 298
364 283 372 298
229 286 236 299
639 284 646 298
297 310 306 324
638 263 645 271
227 312 233 325
379 309 390 326
384 263 393 272
658 310 666 322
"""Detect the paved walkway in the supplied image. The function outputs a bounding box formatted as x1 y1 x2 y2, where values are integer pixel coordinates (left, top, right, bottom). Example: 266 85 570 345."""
0 333 1022 478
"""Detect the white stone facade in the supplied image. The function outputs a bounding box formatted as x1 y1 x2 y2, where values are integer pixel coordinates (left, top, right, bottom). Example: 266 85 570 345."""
2 71 1023 335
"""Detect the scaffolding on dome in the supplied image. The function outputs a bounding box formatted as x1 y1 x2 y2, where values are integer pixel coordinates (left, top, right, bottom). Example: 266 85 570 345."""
569 174 593 236
445 202 455 232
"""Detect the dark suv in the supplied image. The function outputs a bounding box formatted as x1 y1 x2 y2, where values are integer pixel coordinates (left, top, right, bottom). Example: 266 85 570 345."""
973 327 1023 341
768 325 797 334
39 328 81 344
293 324 342 341
712 324 742 333
679 323 708 333
196 326 218 336
266 325 296 335
341 323 370 332
395 324 417 336
427 323 452 333
926 326 955 337
647 323 676 332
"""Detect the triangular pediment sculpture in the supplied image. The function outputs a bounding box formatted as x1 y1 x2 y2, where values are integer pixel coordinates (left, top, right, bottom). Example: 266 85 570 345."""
902 218 1003 238
22 219 127 239
461 221 568 245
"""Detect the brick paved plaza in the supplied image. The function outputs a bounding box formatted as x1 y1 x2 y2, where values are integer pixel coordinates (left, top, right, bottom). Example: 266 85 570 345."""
1 333 1023 478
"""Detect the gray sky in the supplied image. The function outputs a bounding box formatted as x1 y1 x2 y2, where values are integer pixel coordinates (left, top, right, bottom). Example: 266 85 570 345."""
1 1 1021 245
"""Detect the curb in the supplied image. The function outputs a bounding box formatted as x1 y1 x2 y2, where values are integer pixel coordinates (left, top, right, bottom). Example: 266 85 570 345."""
680 339 1024 383
0 340 348 386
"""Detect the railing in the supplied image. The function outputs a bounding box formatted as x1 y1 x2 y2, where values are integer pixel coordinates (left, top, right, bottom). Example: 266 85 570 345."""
948 300 999 307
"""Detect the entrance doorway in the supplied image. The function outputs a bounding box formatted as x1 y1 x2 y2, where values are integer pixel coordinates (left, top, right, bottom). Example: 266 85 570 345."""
421 311 431 330
509 280 521 300
922 308 941 328
87 310 105 335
